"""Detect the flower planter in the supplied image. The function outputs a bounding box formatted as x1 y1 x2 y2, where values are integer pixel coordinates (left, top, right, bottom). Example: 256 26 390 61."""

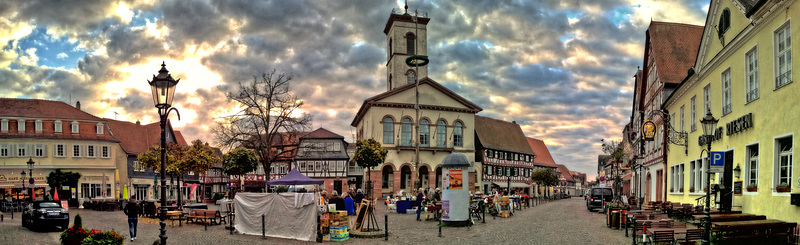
746 187 757 192
679 188 684 192
670 189 674 193
689 188 695 193
776 186 791 193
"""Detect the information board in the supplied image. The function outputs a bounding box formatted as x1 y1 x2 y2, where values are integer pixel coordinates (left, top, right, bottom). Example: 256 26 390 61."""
733 181 743 196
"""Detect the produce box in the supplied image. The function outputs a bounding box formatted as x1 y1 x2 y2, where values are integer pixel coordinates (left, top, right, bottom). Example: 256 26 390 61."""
330 226 348 234
499 211 510 218
320 219 330 227
331 211 348 220
331 220 348 227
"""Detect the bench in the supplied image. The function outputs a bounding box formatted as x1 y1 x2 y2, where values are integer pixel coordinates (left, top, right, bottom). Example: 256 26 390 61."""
187 210 220 225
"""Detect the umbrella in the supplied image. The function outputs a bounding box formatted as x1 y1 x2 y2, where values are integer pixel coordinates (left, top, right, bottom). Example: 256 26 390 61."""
124 184 128 199
54 189 60 201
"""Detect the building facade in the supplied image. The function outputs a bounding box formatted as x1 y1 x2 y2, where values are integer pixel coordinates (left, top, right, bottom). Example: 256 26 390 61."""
352 10 482 198
293 128 350 194
665 0 799 220
0 99 123 204
474 116 536 195
527 137 560 196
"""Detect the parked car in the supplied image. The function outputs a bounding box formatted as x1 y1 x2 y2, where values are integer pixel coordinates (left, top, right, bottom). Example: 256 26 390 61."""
22 200 70 231
586 187 613 211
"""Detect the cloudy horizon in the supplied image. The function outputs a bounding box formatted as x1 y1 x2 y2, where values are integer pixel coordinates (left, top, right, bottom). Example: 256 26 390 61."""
0 0 708 180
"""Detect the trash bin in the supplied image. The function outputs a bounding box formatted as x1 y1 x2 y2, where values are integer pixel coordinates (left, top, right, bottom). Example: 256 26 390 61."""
611 211 620 229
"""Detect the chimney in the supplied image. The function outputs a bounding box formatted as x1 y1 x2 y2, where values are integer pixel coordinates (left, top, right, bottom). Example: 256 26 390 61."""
136 120 141 125
75 101 81 110
512 121 517 124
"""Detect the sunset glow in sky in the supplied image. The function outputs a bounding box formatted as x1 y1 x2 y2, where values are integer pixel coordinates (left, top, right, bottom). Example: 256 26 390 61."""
0 0 709 180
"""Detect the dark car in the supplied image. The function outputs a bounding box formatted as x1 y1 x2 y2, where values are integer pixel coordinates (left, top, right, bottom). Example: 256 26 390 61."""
22 201 70 231
586 187 613 211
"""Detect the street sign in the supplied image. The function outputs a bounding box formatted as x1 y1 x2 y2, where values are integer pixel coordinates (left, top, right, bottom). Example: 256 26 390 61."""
710 151 725 173
599 176 605 182
29 178 34 185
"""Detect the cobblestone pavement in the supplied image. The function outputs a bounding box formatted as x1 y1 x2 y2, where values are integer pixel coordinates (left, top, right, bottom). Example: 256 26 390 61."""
0 198 629 245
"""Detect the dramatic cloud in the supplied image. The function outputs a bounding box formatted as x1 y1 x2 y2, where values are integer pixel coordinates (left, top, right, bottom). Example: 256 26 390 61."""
0 0 707 180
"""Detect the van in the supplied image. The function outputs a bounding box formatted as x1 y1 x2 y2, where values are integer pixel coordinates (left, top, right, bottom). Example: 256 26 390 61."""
586 187 613 211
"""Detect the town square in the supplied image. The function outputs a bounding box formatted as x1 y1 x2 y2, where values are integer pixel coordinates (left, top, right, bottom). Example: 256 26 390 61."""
1 0 799 244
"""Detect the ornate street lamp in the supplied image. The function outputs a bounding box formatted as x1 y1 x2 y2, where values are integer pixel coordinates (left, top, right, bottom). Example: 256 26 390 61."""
20 170 26 203
27 158 34 201
700 110 718 245
148 61 181 245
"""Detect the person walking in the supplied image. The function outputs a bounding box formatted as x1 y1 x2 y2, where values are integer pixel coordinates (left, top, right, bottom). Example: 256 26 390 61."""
415 188 424 221
354 189 364 206
329 191 345 212
124 195 140 241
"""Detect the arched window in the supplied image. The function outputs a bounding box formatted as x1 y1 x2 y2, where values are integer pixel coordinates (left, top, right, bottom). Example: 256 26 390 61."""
420 119 429 147
383 117 394 144
436 120 447 148
453 121 463 147
407 70 416 84
401 118 412 146
718 8 730 38
406 33 415 54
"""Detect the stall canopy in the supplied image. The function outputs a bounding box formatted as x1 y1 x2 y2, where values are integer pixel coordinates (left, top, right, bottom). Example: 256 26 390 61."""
264 169 323 185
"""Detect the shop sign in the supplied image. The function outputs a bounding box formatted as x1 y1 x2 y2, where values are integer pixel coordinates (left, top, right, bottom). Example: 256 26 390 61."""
642 120 656 141
726 113 753 136
698 127 723 146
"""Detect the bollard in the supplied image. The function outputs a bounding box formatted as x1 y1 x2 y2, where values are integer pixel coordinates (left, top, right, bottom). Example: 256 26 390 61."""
438 217 442 237
384 213 388 241
262 214 265 239
205 217 208 231
229 214 233 235
481 202 485 223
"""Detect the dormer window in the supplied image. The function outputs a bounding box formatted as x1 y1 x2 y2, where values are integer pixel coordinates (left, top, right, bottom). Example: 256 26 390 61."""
55 120 62 133
718 8 730 38
35 120 42 132
17 119 25 131
96 123 104 134
71 121 79 133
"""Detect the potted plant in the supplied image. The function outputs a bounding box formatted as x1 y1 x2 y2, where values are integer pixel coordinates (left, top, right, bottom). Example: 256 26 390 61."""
670 188 674 192
746 185 757 192
689 188 695 192
679 188 684 192
776 184 791 193
703 188 708 193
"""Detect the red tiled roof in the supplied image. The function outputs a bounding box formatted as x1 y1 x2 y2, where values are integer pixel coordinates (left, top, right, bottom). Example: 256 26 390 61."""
556 164 575 182
0 98 103 121
645 21 704 84
106 119 161 154
301 128 344 139
0 98 119 142
526 137 558 168
474 116 535 155
173 131 188 146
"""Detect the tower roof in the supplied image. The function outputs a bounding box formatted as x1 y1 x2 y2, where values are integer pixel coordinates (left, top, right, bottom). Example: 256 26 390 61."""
384 13 430 35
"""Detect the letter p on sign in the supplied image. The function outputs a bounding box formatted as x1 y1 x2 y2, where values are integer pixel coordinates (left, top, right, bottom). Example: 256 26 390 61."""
710 151 725 173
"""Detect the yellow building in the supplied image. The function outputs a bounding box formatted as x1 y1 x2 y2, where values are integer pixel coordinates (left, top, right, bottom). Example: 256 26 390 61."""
0 99 123 203
664 0 798 220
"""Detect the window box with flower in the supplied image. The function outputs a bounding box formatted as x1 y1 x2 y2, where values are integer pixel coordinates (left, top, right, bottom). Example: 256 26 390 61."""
776 183 791 193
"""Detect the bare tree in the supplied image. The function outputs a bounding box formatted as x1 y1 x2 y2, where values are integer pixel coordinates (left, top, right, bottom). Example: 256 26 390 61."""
214 70 312 182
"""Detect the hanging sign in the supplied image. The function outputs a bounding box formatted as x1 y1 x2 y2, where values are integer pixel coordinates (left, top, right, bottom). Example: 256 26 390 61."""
642 120 656 141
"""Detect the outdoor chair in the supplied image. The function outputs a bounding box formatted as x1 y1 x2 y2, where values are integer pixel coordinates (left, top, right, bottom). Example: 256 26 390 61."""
654 220 673 228
684 228 703 243
650 230 675 245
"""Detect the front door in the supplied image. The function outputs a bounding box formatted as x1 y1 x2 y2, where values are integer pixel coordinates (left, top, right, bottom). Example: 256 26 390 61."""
720 150 734 210
646 173 651 203
334 180 342 195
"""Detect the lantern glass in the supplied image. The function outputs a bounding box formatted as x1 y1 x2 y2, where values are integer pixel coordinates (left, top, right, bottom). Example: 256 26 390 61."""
700 111 718 137
21 171 26 179
27 157 35 170
148 63 179 109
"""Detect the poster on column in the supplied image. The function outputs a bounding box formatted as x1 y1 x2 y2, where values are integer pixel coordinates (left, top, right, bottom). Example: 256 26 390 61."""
448 170 463 190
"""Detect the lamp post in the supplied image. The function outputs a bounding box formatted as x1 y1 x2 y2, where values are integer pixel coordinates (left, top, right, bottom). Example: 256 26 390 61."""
700 110 718 245
27 158 35 201
148 61 181 245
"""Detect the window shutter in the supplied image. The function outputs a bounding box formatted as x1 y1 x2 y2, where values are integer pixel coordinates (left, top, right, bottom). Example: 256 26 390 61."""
43 144 48 157
10 144 16 157
27 144 34 157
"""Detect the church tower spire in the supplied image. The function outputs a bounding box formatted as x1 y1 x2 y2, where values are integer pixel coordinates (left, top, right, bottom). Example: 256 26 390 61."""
384 5 429 91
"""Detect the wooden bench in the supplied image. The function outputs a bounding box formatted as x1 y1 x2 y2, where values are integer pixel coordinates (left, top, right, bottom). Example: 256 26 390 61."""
187 210 219 225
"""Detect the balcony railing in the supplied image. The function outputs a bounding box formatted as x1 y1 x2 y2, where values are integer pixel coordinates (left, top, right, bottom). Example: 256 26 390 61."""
746 88 759 103
775 71 793 89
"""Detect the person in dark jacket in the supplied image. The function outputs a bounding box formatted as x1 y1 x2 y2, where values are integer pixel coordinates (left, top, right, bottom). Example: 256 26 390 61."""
329 190 346 211
123 196 140 241
415 188 425 221
354 189 365 206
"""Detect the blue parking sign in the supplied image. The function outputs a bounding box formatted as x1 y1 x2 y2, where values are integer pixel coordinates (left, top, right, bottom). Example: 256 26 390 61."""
710 151 725 173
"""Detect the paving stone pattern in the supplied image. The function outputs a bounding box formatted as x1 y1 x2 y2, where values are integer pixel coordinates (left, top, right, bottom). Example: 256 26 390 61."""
0 198 628 245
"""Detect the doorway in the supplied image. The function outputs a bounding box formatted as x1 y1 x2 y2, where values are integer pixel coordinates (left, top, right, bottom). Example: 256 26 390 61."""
656 170 663 202
646 173 651 202
720 150 734 211
334 180 342 195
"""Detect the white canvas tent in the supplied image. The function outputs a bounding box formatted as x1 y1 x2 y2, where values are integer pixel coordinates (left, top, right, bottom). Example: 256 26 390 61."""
234 192 318 241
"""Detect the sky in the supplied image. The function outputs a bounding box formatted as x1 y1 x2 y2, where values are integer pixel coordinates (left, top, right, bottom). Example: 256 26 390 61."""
0 0 709 181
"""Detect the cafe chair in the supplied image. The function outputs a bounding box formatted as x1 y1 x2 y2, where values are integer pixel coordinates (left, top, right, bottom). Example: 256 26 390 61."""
684 228 703 243
649 230 675 245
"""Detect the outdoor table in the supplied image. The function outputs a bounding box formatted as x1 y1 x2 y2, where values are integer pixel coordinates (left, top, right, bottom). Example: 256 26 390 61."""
691 213 764 222
396 200 411 213
712 219 797 243
166 211 185 227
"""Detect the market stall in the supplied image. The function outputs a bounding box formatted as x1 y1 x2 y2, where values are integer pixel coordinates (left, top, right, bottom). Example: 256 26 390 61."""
234 169 322 242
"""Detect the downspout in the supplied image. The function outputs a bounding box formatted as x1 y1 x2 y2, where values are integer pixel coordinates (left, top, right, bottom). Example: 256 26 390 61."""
662 110 670 202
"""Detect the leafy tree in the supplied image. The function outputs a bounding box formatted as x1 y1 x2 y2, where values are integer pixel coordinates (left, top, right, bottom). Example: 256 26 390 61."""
46 169 81 203
222 147 259 195
214 70 312 181
601 139 626 204
353 139 387 198
136 143 182 174
178 140 221 176
530 168 559 190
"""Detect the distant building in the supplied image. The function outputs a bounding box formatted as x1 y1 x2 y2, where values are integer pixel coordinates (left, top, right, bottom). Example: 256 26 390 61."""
526 137 560 196
293 128 350 194
474 116 536 195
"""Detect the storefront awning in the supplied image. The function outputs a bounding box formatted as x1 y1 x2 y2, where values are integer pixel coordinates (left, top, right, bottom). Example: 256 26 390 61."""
489 181 532 188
